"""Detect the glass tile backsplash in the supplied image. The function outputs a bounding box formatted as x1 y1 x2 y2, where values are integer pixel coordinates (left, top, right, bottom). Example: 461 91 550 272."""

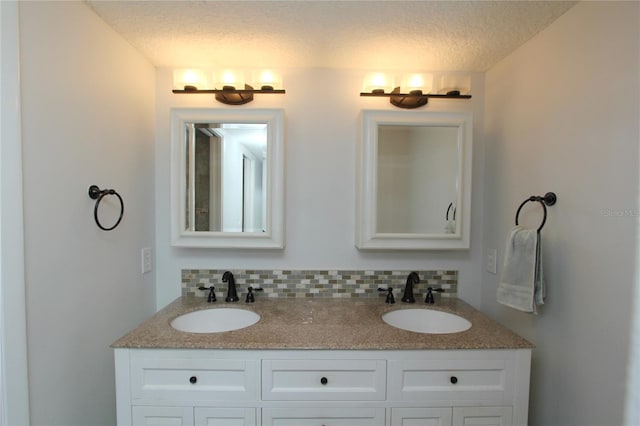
182 269 458 299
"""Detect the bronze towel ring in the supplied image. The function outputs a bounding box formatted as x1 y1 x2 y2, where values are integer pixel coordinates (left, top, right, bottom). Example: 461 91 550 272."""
88 185 124 231
515 192 557 233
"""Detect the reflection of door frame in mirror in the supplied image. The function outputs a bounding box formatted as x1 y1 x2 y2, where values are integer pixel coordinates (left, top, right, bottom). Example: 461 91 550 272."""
241 151 261 233
171 108 285 248
356 110 472 250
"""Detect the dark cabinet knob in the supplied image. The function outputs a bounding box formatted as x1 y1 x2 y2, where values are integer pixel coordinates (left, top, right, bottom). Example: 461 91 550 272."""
320 377 328 385
189 376 197 384
450 376 458 384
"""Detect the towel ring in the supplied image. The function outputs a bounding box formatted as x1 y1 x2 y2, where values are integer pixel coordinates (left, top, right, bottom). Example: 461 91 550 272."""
88 185 124 231
515 192 557 233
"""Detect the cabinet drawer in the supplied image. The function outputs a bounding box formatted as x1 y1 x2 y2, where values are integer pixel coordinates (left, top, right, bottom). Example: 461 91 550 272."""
388 358 515 403
130 356 259 402
262 359 386 401
262 407 385 425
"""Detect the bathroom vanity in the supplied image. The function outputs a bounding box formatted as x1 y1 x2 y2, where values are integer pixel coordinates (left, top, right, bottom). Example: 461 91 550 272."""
113 298 532 426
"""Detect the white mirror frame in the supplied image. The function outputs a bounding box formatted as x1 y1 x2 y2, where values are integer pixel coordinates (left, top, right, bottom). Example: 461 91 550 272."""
171 108 285 248
356 110 472 250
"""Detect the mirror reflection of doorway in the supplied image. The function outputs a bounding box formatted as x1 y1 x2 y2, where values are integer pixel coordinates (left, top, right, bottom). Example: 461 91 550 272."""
193 125 221 231
187 122 266 233
242 154 263 233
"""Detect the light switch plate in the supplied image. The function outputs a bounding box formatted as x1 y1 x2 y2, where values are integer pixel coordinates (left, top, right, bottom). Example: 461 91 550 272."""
487 248 497 274
141 247 152 274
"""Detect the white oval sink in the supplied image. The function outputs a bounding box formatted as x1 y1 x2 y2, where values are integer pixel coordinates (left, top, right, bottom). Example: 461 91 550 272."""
171 308 260 333
382 309 471 334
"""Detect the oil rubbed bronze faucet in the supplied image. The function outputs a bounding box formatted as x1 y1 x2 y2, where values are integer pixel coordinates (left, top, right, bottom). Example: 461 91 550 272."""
401 271 420 303
222 271 239 302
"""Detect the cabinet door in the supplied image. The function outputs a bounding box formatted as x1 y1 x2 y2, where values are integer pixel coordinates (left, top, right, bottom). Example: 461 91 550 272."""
262 407 385 425
195 407 256 426
452 407 513 426
391 407 452 426
132 406 194 426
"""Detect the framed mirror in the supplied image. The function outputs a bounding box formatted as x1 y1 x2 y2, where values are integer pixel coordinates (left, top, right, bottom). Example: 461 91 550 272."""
356 110 472 250
171 108 284 248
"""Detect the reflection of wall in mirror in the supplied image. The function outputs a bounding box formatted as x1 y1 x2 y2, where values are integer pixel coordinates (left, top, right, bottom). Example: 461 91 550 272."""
222 134 245 232
241 153 265 233
377 126 458 234
377 127 410 233
220 129 266 233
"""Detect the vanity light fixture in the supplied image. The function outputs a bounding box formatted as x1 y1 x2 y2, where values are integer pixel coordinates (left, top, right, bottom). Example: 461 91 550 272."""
172 69 285 105
360 72 472 109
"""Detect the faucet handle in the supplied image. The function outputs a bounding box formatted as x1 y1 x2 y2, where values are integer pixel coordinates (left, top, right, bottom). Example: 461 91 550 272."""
245 287 255 303
378 287 395 304
198 286 216 303
425 287 444 304
245 286 263 303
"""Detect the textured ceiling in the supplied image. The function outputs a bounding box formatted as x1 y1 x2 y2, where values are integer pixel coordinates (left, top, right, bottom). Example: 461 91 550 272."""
86 0 576 72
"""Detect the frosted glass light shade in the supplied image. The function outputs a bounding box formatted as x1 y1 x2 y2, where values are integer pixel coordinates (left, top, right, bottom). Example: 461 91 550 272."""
362 72 394 93
438 74 471 95
401 73 433 94
252 70 282 90
173 69 208 90
215 69 246 90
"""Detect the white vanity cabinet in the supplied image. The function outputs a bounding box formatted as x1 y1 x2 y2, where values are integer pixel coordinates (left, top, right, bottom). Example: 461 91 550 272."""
390 407 452 425
262 407 386 425
262 359 387 401
452 406 513 426
132 407 256 425
132 406 193 425
391 407 512 426
114 349 531 426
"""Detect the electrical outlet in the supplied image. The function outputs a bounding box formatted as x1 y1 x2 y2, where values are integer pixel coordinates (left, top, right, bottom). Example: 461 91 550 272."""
141 247 152 274
487 248 497 274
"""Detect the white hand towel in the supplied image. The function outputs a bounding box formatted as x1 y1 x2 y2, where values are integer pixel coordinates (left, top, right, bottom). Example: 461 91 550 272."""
497 226 545 314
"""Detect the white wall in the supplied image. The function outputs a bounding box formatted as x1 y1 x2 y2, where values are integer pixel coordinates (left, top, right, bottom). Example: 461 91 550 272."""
482 2 639 425
1 2 30 424
19 2 156 424
155 68 486 309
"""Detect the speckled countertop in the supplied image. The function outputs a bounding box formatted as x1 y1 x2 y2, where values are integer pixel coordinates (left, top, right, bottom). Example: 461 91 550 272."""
112 296 533 350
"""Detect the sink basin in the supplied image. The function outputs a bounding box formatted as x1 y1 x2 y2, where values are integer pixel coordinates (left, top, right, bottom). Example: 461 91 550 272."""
382 309 471 334
171 308 260 333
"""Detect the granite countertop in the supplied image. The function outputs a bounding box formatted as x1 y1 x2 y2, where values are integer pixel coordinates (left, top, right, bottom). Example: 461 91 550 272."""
112 296 533 350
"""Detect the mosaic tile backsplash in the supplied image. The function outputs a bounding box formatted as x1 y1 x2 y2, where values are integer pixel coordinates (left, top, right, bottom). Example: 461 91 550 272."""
182 269 458 299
